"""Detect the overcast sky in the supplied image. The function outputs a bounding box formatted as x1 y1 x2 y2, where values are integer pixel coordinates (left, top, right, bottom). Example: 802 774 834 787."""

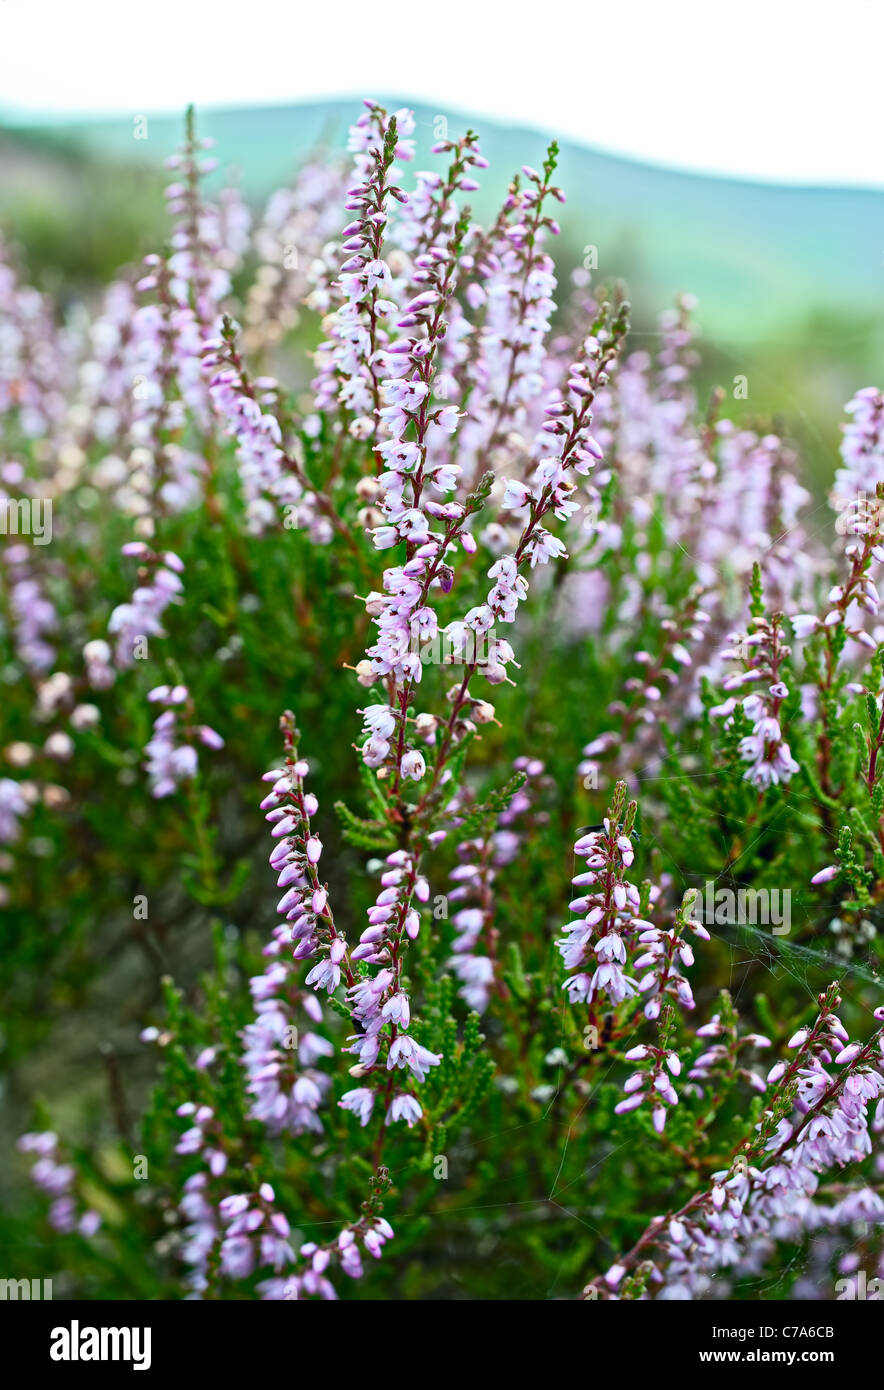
2 0 882 187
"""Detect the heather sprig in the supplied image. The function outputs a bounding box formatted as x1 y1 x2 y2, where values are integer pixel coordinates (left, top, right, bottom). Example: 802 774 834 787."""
584 985 884 1300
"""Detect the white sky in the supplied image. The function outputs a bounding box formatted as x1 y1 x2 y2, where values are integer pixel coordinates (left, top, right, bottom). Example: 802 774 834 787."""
1 0 882 187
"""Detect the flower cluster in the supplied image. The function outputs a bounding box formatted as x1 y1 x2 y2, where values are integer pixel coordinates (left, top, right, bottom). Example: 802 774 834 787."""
202 319 325 535
144 685 223 798
173 1105 395 1300
447 756 547 1011
340 847 440 1119
261 716 351 988
256 1212 395 1301
578 586 710 782
712 604 800 789
176 1160 295 1297
312 102 414 434
0 776 30 845
0 237 73 441
242 767 336 1135
558 781 645 1010
17 1132 101 1237
831 387 884 542
616 1036 683 1134
586 988 884 1299
108 543 185 667
3 540 56 673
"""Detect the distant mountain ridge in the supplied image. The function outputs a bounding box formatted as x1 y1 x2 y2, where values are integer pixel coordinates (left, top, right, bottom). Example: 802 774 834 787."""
4 97 883 344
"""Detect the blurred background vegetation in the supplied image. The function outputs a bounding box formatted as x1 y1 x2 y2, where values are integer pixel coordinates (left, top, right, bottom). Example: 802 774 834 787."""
2 97 882 495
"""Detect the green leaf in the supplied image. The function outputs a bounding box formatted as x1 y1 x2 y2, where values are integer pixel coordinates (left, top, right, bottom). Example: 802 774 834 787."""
334 799 397 851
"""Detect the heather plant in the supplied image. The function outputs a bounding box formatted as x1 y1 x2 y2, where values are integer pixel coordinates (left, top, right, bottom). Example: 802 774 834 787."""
4 99 884 1303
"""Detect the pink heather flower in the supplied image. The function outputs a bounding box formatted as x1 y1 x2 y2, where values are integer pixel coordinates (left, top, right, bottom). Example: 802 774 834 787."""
399 749 426 781
143 687 220 798
3 545 57 671
305 958 341 993
109 545 184 668
718 614 799 790
339 1088 375 1127
18 1133 101 1236
558 784 699 1022
387 1035 442 1082
0 778 29 844
387 1094 423 1127
790 613 820 639
811 865 839 885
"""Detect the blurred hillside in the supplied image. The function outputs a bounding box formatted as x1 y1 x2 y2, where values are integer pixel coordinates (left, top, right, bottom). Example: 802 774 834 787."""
2 98 882 492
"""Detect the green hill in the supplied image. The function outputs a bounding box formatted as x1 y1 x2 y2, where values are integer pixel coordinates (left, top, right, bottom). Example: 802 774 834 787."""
5 97 882 344
1 98 881 489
